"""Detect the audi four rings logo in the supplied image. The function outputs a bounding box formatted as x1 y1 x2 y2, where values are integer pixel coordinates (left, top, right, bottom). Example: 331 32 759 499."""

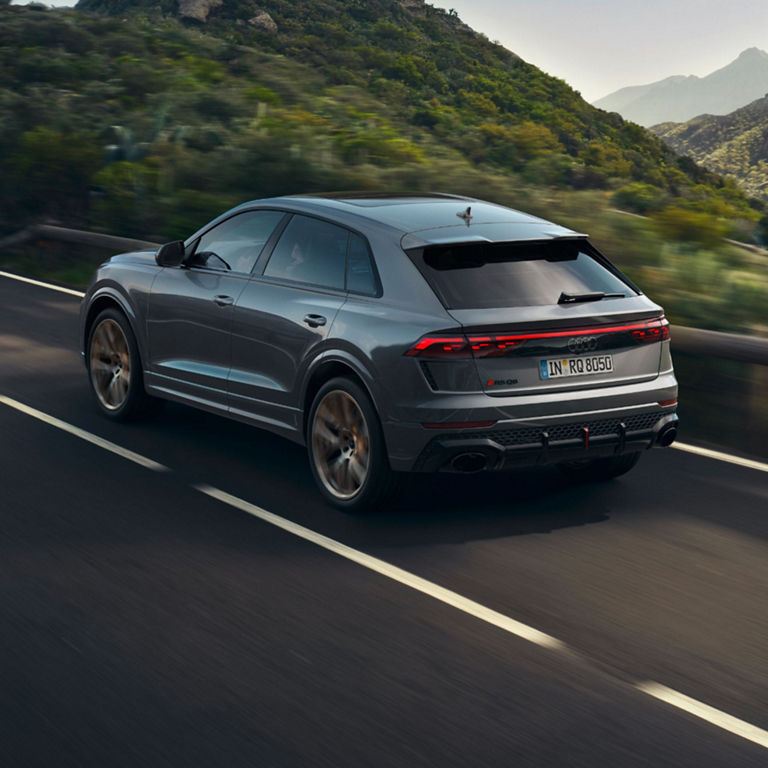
568 336 598 354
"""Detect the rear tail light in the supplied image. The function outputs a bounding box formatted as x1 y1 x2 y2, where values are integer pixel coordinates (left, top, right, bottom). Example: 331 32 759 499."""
405 337 471 358
468 336 525 358
405 334 524 359
406 317 671 359
630 317 670 343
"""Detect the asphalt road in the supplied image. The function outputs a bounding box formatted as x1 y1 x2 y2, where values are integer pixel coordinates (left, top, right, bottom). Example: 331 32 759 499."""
1 273 767 767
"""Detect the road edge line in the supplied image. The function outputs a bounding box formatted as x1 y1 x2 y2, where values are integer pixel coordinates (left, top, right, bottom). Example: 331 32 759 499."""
637 682 768 749
194 483 566 651
0 395 168 472
3 391 766 751
197 483 768 752
672 442 768 474
0 270 85 298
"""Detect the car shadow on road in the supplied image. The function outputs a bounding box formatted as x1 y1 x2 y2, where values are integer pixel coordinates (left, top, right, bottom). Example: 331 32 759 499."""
144 404 613 548
333 470 612 549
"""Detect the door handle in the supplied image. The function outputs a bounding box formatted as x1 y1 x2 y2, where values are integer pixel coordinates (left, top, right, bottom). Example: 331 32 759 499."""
303 314 327 328
213 295 234 307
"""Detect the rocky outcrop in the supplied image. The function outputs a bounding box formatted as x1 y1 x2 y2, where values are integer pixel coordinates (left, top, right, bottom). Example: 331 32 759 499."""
400 0 426 14
178 0 277 32
248 11 277 34
177 0 222 23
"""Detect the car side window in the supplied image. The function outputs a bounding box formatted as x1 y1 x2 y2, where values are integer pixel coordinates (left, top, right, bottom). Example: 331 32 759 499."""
264 215 347 291
192 210 284 274
347 232 377 296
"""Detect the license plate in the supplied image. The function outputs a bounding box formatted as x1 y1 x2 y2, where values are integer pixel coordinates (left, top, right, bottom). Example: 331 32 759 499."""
539 355 613 379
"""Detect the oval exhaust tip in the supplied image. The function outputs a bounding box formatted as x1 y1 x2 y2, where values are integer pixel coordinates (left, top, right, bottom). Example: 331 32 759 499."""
451 453 488 473
656 425 678 447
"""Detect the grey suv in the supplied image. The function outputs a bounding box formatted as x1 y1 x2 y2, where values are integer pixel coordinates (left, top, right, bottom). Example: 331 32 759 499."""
80 193 678 511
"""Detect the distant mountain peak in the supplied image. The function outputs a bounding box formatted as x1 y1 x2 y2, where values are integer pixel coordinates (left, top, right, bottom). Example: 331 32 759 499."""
736 47 768 61
594 48 768 126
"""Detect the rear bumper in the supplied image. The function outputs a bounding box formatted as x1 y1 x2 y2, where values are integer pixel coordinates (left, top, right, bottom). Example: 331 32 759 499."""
412 411 678 473
383 369 678 472
385 402 678 473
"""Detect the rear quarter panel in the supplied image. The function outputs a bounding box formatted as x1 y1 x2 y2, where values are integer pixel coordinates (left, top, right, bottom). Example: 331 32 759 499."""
326 231 460 420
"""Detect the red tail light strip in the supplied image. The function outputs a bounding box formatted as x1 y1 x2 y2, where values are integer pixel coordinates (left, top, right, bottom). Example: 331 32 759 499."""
406 337 468 357
406 318 669 358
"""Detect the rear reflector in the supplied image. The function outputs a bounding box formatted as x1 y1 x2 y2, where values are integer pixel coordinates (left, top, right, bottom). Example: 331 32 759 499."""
422 421 496 429
658 398 677 407
406 317 671 358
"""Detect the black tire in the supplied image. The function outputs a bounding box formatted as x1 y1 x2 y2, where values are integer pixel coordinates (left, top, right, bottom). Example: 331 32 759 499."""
307 376 401 512
557 451 641 483
86 307 157 421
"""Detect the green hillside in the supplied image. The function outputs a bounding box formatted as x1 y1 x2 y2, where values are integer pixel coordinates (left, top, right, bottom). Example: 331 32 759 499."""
2 1 768 334
652 95 768 200
0 1 761 237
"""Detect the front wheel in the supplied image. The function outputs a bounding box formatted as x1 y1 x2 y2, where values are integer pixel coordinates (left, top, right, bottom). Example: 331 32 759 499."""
307 377 400 512
557 451 641 483
87 308 155 421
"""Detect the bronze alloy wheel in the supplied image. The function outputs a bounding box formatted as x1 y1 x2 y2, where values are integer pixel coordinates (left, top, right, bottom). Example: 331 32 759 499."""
311 389 371 499
89 317 132 411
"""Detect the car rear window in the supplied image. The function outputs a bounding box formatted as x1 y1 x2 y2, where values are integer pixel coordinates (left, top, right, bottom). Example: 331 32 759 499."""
408 240 635 309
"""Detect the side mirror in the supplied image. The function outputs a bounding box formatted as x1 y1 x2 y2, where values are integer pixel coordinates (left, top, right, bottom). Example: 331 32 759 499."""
155 240 185 267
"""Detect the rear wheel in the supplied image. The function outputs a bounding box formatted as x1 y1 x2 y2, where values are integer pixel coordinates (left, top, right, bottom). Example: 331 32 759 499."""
307 377 400 512
87 308 156 421
557 451 641 482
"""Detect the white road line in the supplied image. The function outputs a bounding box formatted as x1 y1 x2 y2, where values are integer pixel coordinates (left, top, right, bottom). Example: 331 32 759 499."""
0 395 168 472
1 386 765 750
673 442 768 474
637 682 768 750
197 483 768 752
194 483 566 651
0 270 85 298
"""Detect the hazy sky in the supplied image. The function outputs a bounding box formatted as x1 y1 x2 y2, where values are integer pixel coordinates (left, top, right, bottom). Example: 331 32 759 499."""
431 0 768 101
21 0 768 101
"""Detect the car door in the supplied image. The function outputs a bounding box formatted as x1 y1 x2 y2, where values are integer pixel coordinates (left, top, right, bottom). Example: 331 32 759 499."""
228 214 351 433
146 209 286 409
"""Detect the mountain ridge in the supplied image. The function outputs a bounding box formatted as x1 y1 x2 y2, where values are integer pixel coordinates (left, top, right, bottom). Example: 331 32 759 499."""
594 48 768 127
651 94 768 199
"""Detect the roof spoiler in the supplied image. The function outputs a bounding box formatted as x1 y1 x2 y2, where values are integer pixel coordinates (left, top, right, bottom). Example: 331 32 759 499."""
401 232 589 250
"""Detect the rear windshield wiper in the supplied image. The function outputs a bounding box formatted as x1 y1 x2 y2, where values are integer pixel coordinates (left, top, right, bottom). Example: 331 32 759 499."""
558 291 626 304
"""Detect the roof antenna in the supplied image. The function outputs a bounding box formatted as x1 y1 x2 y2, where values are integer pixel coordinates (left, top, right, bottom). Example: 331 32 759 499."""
457 206 473 226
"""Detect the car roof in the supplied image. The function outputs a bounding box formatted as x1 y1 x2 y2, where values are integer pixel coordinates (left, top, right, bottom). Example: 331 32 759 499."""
236 193 584 245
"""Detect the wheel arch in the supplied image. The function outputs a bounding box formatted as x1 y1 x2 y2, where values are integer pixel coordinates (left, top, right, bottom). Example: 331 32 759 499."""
83 289 144 363
301 353 384 442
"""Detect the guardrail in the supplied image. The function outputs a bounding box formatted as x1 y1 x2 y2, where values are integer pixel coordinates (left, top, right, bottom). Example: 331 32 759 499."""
2 223 767 367
0 224 160 254
672 326 768 366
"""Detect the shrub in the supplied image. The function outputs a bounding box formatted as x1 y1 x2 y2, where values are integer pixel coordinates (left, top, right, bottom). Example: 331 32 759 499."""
651 207 728 248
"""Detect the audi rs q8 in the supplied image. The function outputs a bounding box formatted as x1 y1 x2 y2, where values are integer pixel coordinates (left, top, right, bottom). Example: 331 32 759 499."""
80 193 678 511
